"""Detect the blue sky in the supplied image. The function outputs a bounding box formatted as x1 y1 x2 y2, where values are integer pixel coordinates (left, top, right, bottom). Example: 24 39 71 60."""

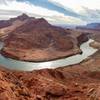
0 0 100 25
20 0 80 17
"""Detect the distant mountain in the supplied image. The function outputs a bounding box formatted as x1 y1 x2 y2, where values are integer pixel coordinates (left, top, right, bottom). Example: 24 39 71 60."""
86 23 100 29
76 23 100 30
53 24 76 29
0 20 12 29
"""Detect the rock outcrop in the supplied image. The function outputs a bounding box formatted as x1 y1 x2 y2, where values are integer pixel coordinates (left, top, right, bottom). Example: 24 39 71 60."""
1 14 85 62
77 33 88 45
0 14 34 40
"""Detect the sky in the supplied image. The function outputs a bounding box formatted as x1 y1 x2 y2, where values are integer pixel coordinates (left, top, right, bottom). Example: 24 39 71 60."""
0 0 100 25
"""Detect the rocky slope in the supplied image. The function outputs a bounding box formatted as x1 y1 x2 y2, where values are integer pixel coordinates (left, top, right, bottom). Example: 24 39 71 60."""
0 14 88 62
0 14 34 39
0 48 100 100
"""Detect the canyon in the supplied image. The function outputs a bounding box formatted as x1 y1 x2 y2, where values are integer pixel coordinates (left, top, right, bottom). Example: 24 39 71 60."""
0 14 99 100
0 49 100 100
0 14 88 62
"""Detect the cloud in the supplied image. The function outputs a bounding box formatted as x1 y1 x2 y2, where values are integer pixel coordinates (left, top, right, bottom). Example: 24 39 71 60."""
0 0 71 17
0 0 85 25
47 0 100 24
0 0 100 25
0 9 22 20
79 7 100 23
22 0 80 17
46 15 86 25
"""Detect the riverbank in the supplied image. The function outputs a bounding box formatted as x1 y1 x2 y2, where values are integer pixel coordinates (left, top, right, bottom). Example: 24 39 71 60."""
1 47 82 62
0 39 97 71
89 41 100 49
0 14 89 62
1 32 88 62
0 49 100 100
0 32 89 63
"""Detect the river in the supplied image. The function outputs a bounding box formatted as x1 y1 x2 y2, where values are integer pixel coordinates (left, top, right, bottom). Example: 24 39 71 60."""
0 39 98 71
